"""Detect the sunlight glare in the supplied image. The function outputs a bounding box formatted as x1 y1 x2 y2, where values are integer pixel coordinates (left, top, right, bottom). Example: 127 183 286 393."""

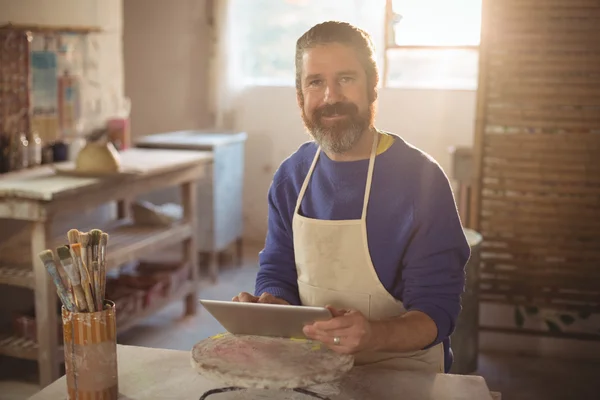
391 0 482 46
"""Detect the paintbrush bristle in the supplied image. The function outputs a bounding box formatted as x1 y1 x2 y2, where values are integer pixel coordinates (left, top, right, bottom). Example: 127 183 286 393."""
67 229 80 245
79 233 89 247
38 249 55 263
70 243 81 253
100 233 108 246
89 229 102 246
56 246 72 261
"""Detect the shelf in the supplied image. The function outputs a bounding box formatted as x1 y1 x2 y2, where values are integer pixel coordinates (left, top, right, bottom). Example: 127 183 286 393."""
0 265 34 289
0 334 58 361
0 219 193 288
116 280 196 333
0 280 198 361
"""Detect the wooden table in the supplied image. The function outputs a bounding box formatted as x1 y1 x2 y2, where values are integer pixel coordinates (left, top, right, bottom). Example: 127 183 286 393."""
0 148 213 387
28 344 502 400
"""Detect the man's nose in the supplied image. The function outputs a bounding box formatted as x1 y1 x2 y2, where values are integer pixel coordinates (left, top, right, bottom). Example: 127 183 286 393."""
324 83 343 104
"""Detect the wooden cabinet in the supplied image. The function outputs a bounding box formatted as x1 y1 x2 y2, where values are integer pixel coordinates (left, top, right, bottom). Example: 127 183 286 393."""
135 130 247 282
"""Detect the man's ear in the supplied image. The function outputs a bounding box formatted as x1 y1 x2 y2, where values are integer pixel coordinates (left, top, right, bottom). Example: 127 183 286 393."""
369 86 378 102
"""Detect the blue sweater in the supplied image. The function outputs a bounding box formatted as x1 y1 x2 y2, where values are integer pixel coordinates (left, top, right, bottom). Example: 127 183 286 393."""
255 133 470 372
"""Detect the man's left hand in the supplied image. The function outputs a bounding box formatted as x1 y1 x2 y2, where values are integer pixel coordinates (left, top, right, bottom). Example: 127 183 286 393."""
302 306 375 354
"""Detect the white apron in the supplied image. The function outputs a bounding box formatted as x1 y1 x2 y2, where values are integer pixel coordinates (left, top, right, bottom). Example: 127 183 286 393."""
292 131 445 373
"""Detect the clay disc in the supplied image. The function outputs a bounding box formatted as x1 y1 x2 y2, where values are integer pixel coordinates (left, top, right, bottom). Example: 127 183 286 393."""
191 332 354 390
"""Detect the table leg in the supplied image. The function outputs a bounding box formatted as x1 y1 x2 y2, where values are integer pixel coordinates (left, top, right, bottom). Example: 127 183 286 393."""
116 199 131 219
181 181 199 316
32 218 60 387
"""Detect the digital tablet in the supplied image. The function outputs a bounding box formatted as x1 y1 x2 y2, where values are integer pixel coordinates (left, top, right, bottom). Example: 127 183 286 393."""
199 299 332 338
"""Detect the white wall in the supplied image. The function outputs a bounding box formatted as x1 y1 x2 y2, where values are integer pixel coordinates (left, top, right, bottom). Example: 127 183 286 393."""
235 86 477 242
123 0 212 139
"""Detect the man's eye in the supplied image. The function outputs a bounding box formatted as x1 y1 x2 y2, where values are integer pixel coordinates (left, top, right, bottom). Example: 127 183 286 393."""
340 76 354 83
309 80 322 86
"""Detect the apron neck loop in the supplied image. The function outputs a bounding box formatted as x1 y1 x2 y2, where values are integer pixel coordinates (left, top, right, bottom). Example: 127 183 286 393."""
294 129 380 218
360 129 379 220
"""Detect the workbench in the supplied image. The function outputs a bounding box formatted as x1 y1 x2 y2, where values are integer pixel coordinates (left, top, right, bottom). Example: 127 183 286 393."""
27 344 501 399
0 148 213 388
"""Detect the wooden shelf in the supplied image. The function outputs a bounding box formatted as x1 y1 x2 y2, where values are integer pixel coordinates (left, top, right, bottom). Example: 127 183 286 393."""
0 280 198 362
0 265 34 289
0 334 52 361
0 23 102 34
0 219 193 288
116 280 196 333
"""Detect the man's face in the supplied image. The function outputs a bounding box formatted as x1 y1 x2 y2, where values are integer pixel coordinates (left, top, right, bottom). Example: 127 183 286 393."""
298 43 373 154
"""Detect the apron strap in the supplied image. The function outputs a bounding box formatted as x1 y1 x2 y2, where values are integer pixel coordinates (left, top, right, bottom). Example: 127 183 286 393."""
295 130 379 218
294 146 321 215
361 130 379 221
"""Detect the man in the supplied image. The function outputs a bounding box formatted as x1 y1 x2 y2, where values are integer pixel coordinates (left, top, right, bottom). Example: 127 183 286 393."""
234 21 470 374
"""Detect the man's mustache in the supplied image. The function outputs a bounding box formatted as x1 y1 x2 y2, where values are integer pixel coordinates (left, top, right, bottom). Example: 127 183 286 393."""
314 102 359 119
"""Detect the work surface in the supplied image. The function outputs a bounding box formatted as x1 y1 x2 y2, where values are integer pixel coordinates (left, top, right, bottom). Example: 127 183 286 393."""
29 344 500 400
0 148 213 201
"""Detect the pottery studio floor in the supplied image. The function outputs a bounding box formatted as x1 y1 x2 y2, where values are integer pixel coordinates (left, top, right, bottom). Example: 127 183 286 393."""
1 243 599 400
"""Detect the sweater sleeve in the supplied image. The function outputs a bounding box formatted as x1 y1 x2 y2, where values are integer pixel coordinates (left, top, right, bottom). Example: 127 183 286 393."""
401 162 471 349
254 175 301 306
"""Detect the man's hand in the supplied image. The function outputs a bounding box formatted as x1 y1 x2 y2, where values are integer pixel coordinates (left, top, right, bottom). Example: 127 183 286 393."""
232 291 289 305
302 306 375 355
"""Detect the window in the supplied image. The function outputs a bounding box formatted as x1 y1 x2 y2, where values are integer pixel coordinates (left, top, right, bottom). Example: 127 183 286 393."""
229 0 481 90
386 0 481 89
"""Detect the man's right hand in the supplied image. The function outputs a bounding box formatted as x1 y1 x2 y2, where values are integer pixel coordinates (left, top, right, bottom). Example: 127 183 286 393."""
232 291 289 305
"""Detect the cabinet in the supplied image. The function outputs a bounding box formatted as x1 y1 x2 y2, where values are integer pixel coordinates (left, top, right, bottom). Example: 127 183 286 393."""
135 130 247 282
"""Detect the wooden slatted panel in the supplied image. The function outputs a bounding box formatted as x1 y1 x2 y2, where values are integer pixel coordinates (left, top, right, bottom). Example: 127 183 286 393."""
473 0 600 314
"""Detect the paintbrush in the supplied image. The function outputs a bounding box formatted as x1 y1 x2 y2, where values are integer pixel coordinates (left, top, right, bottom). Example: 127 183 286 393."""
89 229 102 263
68 243 95 313
88 230 102 304
65 229 80 296
99 232 108 308
38 250 77 312
90 261 102 311
79 232 90 275
57 245 90 312
67 229 80 246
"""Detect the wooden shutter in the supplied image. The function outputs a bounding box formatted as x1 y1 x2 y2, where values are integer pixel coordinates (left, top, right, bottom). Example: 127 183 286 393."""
471 0 600 338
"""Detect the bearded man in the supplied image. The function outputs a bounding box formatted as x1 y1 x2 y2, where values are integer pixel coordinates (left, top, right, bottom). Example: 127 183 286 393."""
233 21 471 374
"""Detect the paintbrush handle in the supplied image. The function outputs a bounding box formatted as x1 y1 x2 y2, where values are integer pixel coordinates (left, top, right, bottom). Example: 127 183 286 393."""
81 247 88 269
72 249 97 313
72 284 88 312
62 262 81 286
81 278 96 313
99 261 106 306
92 263 102 310
42 260 76 312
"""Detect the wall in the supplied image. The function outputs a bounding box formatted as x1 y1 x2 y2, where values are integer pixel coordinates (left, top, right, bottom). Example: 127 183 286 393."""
123 0 213 139
235 86 477 242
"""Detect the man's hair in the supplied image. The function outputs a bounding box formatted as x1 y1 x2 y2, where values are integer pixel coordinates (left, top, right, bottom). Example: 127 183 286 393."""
295 21 379 103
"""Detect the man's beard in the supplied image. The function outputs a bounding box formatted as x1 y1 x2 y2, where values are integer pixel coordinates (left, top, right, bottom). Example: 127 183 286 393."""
301 101 373 154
